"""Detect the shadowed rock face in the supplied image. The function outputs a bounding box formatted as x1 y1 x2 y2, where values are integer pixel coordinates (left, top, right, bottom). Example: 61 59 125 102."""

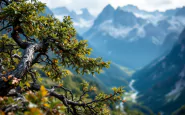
113 8 145 27
132 28 185 114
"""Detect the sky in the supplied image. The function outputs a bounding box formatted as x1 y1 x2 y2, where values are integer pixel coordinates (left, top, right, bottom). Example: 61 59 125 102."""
39 0 185 16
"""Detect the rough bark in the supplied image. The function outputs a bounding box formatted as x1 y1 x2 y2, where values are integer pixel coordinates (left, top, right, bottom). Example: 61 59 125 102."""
0 43 44 96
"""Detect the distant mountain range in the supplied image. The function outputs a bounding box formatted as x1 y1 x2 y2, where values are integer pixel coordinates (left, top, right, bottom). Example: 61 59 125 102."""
51 7 95 35
83 4 185 69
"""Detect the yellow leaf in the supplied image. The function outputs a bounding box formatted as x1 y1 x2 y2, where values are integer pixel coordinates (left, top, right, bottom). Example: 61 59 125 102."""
43 103 50 108
59 84 63 87
46 72 51 76
26 82 30 87
40 85 48 97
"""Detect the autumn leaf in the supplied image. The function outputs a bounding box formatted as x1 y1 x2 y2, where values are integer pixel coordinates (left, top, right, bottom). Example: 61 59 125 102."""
43 103 50 108
46 72 51 76
59 84 63 87
52 59 58 63
40 85 48 97
8 75 13 80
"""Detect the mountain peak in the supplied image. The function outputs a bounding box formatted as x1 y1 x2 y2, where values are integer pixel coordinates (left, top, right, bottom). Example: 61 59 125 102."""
93 4 114 26
104 4 114 11
80 8 94 20
81 8 89 13
51 6 70 15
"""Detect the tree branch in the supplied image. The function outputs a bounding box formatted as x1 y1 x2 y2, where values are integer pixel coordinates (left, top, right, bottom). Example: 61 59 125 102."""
11 30 29 49
0 43 44 96
30 83 116 115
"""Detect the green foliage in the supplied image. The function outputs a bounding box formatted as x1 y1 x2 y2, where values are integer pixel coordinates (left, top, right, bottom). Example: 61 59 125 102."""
0 78 124 115
0 34 20 73
0 0 124 115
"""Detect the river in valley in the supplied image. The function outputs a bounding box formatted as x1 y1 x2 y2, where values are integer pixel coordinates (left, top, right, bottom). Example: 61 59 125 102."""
129 80 139 103
117 79 139 111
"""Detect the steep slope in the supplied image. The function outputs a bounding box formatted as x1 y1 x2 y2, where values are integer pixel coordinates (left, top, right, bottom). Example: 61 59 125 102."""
161 32 179 53
133 28 185 114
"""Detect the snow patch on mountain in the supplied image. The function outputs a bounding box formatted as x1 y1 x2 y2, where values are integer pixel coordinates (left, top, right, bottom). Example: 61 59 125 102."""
98 20 146 39
166 79 185 102
168 17 185 31
134 13 166 25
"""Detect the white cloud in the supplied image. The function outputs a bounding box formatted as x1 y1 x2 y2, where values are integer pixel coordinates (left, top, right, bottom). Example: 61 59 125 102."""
39 0 72 8
98 20 146 39
39 0 108 16
39 0 185 16
73 20 94 28
54 14 94 28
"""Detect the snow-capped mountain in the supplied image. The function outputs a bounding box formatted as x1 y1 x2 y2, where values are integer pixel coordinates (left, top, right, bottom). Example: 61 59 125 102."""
132 28 185 114
51 7 95 35
83 4 185 69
